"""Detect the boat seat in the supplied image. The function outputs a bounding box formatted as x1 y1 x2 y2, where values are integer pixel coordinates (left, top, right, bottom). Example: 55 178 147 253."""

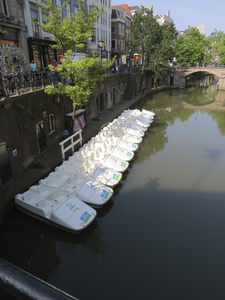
22 192 32 202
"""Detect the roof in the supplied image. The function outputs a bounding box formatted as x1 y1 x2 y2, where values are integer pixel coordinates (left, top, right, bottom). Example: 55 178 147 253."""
129 5 142 13
111 4 131 14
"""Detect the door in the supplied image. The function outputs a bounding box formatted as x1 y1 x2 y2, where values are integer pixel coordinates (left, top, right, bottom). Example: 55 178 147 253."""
0 143 13 186
170 76 174 86
36 121 47 153
100 94 104 112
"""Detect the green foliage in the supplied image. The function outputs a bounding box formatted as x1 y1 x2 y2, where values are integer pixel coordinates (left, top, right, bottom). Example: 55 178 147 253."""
126 7 175 81
174 27 206 64
207 30 225 65
33 0 115 117
151 25 175 80
34 0 101 52
46 51 112 118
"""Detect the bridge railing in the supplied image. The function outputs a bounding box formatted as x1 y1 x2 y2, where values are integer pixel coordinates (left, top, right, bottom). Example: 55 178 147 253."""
173 63 225 68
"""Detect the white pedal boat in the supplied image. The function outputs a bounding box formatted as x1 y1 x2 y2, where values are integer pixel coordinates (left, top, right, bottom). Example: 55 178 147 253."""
92 140 134 162
15 185 96 234
91 148 129 172
121 109 154 123
56 156 122 187
78 160 122 187
142 109 155 116
110 129 143 144
98 132 139 152
118 115 151 129
39 171 113 209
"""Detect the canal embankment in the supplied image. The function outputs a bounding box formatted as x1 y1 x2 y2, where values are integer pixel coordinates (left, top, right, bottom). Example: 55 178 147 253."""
0 85 177 223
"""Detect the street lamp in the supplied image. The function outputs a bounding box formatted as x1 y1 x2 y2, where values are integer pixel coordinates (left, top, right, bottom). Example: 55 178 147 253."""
99 38 104 62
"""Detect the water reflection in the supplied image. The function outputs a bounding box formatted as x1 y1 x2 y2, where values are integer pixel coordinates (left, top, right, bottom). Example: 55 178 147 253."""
2 78 225 300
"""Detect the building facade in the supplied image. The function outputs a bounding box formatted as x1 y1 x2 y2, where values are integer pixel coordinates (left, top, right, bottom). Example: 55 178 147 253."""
86 0 111 59
111 4 131 66
0 0 29 71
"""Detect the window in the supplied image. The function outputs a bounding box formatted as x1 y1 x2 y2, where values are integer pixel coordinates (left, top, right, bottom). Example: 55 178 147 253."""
56 0 62 17
97 28 99 44
31 9 39 37
122 40 125 50
122 24 124 36
108 14 110 27
74 5 78 14
49 114 56 134
111 27 115 34
1 0 8 16
89 5 94 12
111 40 116 49
91 27 96 43
119 23 121 35
66 3 70 19
96 98 99 109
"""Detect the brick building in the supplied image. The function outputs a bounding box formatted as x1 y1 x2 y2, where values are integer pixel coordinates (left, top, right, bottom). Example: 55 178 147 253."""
111 4 132 66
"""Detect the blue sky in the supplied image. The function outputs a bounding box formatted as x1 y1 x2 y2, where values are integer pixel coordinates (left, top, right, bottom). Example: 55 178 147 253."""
111 0 225 37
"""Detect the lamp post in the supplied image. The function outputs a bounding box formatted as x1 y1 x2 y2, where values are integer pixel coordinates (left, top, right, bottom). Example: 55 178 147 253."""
99 38 104 62
88 36 92 54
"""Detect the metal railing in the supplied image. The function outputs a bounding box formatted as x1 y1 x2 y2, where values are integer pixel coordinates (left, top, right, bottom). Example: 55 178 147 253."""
0 66 141 98
0 67 61 98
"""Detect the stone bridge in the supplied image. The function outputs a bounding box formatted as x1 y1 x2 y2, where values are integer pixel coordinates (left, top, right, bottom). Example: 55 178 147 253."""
172 67 225 90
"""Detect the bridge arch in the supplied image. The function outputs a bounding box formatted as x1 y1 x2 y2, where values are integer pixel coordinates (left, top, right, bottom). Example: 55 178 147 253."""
172 67 225 90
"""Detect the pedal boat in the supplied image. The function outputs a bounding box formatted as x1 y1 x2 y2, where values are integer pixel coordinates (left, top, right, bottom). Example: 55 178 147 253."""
15 184 97 234
39 171 113 209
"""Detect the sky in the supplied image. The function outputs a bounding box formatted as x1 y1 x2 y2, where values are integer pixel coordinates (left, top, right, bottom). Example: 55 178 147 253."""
111 0 225 37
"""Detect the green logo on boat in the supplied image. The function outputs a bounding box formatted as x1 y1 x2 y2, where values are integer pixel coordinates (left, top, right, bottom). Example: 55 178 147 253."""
124 163 127 168
116 175 119 181
104 192 109 199
83 214 91 223
129 153 132 157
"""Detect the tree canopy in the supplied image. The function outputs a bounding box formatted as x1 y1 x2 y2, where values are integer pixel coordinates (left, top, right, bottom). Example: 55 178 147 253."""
34 0 114 117
174 27 206 65
207 30 225 65
126 7 175 81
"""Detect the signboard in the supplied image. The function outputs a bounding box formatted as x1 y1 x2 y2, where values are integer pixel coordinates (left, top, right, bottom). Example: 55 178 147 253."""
134 53 139 65
122 55 126 65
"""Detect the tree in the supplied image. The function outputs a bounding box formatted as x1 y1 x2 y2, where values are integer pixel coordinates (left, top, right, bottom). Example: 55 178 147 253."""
126 7 175 88
150 23 175 83
34 0 114 117
126 6 161 73
207 30 225 65
174 27 206 65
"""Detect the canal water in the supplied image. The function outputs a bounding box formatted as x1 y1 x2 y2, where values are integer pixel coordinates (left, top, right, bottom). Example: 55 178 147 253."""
1 75 225 300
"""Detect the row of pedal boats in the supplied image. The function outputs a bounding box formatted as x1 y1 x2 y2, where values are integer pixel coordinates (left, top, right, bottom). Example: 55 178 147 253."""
15 109 155 234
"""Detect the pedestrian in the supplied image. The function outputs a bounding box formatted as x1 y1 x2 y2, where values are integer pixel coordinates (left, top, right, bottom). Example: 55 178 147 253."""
30 60 36 72
53 59 59 82
30 60 37 80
